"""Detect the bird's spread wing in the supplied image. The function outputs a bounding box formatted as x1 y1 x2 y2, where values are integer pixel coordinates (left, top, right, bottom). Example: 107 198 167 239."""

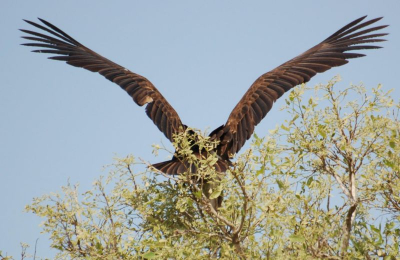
21 18 184 141
210 16 388 158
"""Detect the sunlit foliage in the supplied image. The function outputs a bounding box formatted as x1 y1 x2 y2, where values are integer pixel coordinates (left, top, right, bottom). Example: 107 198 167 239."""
3 78 399 259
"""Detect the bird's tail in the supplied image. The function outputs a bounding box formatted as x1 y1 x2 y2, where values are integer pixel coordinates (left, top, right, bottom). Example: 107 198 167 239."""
151 158 229 175
151 158 193 175
151 158 227 210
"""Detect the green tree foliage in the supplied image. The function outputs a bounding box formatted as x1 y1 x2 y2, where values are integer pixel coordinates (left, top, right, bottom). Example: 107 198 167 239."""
4 78 400 259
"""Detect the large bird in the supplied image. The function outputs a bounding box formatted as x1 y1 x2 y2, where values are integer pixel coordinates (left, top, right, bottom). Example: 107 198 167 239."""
22 16 387 209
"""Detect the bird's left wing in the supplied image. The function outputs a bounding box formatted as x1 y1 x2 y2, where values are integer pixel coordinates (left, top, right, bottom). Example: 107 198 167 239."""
21 18 184 142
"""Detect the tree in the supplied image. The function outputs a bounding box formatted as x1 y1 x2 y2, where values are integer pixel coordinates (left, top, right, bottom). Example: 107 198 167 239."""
4 77 399 259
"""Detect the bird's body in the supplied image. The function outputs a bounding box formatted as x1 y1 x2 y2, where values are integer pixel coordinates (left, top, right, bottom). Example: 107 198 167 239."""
22 16 387 209
152 127 231 175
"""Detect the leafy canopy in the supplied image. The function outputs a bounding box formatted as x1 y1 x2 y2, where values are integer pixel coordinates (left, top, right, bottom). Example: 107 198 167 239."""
3 77 399 259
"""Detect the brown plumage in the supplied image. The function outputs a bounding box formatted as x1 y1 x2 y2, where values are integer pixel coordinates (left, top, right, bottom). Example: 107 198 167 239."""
22 16 387 209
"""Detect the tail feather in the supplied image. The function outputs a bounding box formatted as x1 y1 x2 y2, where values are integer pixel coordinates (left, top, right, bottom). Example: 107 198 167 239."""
151 159 193 174
151 158 229 175
151 158 228 211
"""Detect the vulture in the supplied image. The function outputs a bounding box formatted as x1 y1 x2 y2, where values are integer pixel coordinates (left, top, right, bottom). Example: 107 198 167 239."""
22 16 387 210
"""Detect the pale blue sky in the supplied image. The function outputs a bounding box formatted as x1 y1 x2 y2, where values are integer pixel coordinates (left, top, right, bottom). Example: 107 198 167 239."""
1 1 399 258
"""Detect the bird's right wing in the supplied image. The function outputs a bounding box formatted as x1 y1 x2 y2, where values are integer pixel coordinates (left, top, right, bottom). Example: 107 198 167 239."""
21 18 185 142
210 16 388 158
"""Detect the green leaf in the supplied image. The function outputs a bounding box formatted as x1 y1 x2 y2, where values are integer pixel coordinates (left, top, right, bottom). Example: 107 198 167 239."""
306 177 314 187
281 125 290 131
193 190 202 199
370 224 380 234
389 140 395 149
256 165 265 176
209 187 222 199
289 234 305 243
276 180 285 190
318 125 326 138
95 241 103 254
383 159 394 169
143 252 156 259
386 221 395 230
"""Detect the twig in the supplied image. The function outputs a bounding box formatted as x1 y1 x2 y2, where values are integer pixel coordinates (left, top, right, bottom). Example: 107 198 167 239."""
34 238 39 260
